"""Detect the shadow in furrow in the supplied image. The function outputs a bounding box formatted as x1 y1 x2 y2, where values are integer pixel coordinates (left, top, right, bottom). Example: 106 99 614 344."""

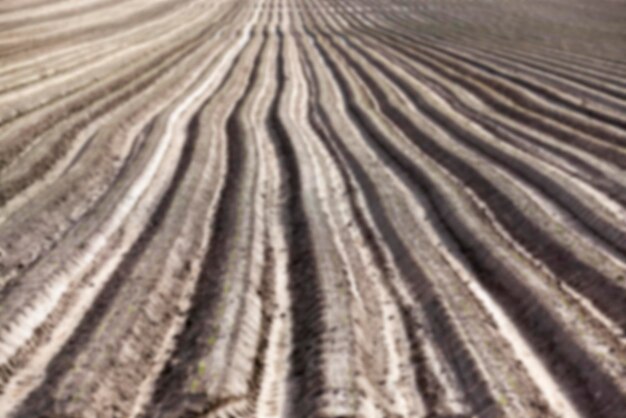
380 11 626 107
295 35 446 416
332 18 626 210
144 33 266 418
267 30 325 418
307 19 626 418
14 70 215 418
319 27 626 332
300 20 501 418
336 10 626 163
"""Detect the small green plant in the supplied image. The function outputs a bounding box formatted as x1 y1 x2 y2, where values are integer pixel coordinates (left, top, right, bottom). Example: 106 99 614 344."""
198 360 207 376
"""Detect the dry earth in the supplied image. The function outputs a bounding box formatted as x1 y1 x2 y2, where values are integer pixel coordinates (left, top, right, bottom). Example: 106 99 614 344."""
0 0 626 417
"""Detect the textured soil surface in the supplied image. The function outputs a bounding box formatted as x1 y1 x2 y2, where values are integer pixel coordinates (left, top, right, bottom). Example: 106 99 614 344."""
0 0 626 417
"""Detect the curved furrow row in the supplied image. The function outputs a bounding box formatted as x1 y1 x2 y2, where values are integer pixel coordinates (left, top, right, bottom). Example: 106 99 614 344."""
0 0 625 417
298 1 621 416
0 2 261 415
321 0 626 288
319 26 626 325
370 0 626 75
0 0 255 295
332 4 626 147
